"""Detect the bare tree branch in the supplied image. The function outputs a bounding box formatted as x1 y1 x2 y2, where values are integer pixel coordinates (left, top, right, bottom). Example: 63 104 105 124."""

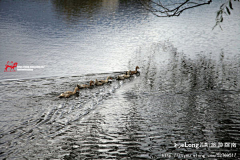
138 0 212 17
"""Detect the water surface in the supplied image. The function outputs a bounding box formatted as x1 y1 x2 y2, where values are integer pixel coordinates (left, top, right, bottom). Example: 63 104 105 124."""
1 0 239 79
0 0 240 159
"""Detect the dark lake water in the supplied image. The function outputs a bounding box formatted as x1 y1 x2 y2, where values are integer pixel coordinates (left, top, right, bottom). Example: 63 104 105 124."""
0 0 240 159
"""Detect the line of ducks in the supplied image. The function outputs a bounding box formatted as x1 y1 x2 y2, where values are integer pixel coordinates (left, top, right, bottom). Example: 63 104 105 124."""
58 66 140 98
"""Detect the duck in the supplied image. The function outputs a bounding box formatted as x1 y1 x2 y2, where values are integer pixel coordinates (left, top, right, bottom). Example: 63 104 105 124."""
130 66 139 75
99 76 112 84
116 75 125 80
58 86 79 98
77 80 94 89
116 70 131 80
123 70 131 78
95 79 103 86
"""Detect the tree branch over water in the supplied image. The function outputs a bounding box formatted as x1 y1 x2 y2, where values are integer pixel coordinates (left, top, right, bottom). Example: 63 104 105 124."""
138 0 212 17
138 0 239 30
213 0 239 30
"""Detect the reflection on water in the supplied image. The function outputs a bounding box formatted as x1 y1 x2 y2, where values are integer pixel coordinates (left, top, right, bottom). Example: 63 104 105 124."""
0 42 239 159
53 0 120 18
52 0 146 25
130 42 240 92
52 0 102 21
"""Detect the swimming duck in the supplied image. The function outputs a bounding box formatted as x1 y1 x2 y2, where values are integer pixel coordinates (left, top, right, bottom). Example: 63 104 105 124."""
117 70 131 80
77 80 94 89
95 79 103 86
100 76 112 84
123 70 131 78
130 66 139 75
116 75 125 80
58 86 79 98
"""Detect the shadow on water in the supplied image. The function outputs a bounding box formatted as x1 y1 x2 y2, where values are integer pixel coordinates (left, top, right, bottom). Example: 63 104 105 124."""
0 42 239 159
